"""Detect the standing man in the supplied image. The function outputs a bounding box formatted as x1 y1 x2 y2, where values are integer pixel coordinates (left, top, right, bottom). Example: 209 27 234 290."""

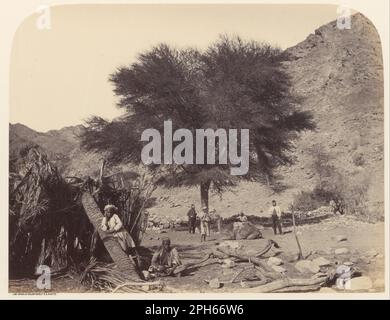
187 204 197 234
200 207 211 242
269 200 283 235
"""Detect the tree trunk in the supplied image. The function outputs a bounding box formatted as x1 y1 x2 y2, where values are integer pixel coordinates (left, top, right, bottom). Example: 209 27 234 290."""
81 193 141 281
215 243 274 273
239 275 327 293
200 180 211 212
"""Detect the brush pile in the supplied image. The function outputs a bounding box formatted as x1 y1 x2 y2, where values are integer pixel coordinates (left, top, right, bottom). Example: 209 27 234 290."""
79 258 163 292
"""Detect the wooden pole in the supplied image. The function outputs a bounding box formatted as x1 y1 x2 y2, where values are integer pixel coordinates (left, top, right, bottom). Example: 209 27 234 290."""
81 193 141 281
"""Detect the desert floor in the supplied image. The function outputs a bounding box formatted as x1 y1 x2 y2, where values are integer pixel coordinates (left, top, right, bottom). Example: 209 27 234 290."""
9 215 385 295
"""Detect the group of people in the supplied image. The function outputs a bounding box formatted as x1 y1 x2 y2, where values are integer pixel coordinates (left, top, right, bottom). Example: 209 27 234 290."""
187 204 214 242
186 199 284 238
100 204 181 278
99 199 284 279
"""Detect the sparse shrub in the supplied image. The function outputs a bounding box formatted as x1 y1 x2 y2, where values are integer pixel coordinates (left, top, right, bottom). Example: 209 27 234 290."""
292 190 324 212
341 172 370 215
296 143 373 218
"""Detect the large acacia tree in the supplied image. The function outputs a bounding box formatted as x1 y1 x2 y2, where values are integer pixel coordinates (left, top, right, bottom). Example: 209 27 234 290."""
80 36 315 211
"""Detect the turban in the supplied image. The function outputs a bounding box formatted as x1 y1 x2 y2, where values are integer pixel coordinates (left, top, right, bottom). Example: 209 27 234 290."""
104 204 118 213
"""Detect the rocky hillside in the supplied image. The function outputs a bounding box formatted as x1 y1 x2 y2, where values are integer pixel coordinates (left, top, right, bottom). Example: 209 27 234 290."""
9 13 384 218
282 12 383 212
10 123 80 173
10 123 107 177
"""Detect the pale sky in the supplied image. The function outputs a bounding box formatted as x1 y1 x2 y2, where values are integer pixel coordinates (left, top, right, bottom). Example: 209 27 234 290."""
10 4 340 132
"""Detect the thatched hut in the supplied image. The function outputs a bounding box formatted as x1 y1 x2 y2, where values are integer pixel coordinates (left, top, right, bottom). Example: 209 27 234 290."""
9 147 155 282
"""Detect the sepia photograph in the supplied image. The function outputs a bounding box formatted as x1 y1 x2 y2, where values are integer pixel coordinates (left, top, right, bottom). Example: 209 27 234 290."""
4 1 388 298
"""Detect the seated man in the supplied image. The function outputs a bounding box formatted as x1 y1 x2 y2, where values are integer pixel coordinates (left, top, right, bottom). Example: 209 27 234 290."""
101 204 136 253
148 237 181 276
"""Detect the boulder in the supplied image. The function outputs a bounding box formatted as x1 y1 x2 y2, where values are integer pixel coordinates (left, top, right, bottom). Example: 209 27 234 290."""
221 259 235 269
312 257 332 267
323 248 334 255
335 248 350 255
267 257 284 266
335 264 352 278
345 276 373 291
286 253 300 263
295 260 320 274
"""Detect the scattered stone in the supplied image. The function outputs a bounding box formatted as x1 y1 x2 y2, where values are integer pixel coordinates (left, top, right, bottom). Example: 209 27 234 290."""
267 257 284 266
221 259 235 269
335 264 352 277
209 278 221 289
271 265 287 273
345 276 373 291
377 254 384 259
343 261 354 266
335 248 350 255
295 260 320 274
312 257 331 267
335 235 348 242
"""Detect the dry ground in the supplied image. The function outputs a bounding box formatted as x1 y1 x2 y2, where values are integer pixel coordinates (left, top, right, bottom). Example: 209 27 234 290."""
9 215 385 295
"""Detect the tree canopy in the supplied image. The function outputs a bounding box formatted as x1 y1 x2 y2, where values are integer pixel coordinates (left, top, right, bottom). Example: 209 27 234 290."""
80 35 315 209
